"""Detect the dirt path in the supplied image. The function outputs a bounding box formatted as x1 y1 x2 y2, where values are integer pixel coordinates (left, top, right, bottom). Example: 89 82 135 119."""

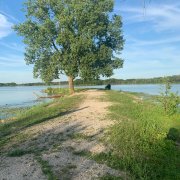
0 90 126 180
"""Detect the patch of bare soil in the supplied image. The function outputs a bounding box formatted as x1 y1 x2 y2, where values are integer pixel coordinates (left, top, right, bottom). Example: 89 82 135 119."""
0 90 126 180
0 155 46 180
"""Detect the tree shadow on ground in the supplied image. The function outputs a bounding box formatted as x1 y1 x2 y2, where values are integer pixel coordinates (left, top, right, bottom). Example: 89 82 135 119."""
1 118 119 180
0 107 89 146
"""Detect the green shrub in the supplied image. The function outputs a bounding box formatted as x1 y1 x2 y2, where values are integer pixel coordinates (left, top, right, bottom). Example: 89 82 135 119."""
159 78 180 115
44 88 69 95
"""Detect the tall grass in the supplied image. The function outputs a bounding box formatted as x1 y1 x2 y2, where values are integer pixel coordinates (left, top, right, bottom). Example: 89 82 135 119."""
104 91 180 179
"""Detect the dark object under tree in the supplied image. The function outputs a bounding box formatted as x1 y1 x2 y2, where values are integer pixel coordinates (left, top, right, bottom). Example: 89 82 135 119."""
105 84 111 90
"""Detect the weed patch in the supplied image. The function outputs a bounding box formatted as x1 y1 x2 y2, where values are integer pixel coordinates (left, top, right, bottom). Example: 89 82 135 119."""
36 156 57 180
70 133 91 140
102 91 180 179
7 149 33 157
99 174 123 180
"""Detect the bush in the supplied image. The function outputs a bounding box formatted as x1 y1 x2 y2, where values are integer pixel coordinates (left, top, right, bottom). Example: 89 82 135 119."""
159 78 180 115
44 88 69 95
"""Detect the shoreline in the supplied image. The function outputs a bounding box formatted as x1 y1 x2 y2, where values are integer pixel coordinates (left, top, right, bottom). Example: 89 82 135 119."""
1 88 179 121
0 90 151 120
1 82 180 88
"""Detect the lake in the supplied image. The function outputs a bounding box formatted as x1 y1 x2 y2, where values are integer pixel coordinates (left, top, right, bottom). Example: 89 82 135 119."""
81 84 180 95
0 85 59 119
0 86 55 108
0 84 179 108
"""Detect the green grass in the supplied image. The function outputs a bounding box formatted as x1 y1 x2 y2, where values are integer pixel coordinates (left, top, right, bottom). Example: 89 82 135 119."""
36 156 58 180
99 174 123 180
44 87 88 95
100 91 180 180
69 133 91 140
0 107 26 120
71 150 127 179
73 150 91 156
0 94 84 149
7 149 34 157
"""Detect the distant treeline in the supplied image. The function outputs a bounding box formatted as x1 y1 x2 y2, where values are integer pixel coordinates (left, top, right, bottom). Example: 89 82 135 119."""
74 75 180 85
0 75 180 87
0 82 17 87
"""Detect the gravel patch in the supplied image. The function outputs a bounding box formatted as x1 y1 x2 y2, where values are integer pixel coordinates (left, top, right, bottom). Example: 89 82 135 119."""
0 155 46 180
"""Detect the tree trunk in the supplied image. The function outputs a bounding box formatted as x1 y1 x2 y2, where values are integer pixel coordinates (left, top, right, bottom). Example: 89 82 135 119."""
68 76 75 94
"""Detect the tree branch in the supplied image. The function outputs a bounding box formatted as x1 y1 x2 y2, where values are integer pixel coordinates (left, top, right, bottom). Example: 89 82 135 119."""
52 40 59 52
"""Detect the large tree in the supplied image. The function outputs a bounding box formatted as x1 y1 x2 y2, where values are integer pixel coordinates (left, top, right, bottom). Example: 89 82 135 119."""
14 0 124 94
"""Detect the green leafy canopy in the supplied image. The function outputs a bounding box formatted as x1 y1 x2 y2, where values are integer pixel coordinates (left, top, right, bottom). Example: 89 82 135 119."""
14 0 124 83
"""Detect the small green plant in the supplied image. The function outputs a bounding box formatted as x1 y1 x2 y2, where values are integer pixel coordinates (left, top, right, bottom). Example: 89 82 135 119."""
159 78 179 115
44 87 69 95
36 156 57 180
7 149 33 157
69 133 90 140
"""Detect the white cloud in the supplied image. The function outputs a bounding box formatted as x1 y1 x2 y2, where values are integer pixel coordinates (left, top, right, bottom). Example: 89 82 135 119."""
0 42 24 52
125 35 180 46
0 11 20 23
115 41 180 79
0 54 25 67
118 3 180 32
0 13 13 39
122 45 180 64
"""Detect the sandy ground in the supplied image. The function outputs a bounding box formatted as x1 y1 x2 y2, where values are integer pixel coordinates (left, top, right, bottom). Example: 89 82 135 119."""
0 90 126 180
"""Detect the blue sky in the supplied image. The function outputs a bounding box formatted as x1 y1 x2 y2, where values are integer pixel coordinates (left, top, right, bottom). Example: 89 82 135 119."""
0 0 179 83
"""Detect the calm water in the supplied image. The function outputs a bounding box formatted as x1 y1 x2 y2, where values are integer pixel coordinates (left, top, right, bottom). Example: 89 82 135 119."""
0 84 179 107
0 85 61 119
80 84 180 95
0 86 60 108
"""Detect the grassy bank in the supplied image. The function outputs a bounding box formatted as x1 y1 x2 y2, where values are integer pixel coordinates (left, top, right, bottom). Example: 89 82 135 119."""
0 93 84 150
44 87 88 95
97 91 180 179
0 107 25 120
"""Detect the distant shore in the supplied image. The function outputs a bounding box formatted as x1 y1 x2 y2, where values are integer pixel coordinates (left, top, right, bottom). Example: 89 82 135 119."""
1 75 180 87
